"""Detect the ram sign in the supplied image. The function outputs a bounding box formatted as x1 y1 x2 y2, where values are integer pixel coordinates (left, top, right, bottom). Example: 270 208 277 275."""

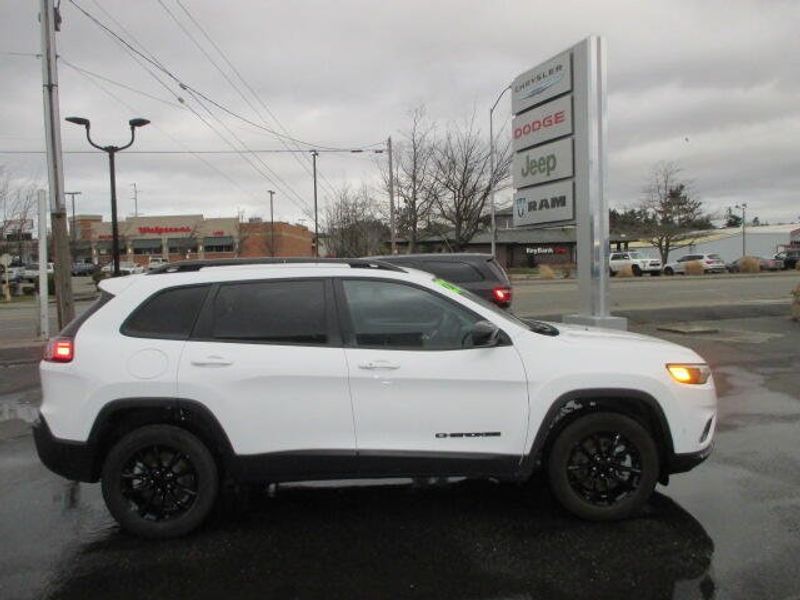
514 180 574 227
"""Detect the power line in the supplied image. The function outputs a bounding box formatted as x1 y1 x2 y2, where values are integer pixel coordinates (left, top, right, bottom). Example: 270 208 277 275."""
67 1 312 215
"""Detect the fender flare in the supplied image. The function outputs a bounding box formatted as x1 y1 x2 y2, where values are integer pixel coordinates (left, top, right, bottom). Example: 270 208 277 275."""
518 388 675 479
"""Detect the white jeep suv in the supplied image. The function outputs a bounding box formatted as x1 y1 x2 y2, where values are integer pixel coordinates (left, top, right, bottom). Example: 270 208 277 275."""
609 252 662 276
34 259 716 538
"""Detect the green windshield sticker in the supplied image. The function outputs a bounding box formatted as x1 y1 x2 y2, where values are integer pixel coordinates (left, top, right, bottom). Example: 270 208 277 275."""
434 278 464 294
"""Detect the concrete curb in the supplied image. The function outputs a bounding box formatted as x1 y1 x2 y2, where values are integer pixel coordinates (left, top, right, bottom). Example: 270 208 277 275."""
0 343 44 366
522 301 792 325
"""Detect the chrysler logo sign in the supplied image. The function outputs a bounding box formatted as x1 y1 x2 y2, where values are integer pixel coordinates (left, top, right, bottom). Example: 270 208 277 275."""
512 50 572 114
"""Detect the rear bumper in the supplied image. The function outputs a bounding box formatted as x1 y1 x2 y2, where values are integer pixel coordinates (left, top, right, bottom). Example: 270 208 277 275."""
33 416 98 482
667 443 713 474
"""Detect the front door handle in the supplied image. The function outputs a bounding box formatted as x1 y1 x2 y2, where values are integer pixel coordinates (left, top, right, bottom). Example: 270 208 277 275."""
358 360 400 370
191 355 233 367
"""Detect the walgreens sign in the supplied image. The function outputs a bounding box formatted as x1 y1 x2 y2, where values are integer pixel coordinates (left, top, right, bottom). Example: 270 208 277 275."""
137 226 192 235
512 95 572 152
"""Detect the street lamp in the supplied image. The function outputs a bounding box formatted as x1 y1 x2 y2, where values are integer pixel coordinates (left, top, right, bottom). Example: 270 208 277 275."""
735 202 748 257
489 84 512 258
65 116 150 276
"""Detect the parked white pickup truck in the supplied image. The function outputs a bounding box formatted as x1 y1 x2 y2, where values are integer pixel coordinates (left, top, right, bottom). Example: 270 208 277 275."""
609 252 662 276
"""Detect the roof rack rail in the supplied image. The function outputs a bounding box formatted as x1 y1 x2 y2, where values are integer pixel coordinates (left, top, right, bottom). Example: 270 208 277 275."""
147 257 407 274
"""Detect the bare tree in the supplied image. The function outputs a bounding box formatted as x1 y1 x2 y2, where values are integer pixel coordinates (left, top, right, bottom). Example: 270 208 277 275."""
431 115 511 251
324 184 388 257
383 107 439 253
635 163 712 264
0 169 38 261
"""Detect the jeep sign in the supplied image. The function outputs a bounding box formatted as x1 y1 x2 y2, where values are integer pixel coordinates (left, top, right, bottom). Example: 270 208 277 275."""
513 137 573 189
514 180 574 227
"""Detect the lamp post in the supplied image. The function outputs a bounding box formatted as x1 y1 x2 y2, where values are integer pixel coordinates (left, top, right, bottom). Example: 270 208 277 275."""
489 85 512 257
267 189 275 257
735 202 748 256
65 117 149 276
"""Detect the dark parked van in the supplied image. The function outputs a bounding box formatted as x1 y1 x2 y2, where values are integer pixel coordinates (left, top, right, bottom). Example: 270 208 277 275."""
369 253 513 308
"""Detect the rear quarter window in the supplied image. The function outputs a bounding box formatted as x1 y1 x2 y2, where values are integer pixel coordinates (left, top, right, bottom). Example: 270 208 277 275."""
122 285 210 340
420 260 485 283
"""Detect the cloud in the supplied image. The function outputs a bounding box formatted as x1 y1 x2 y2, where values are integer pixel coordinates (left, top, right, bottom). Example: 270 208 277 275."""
1 0 798 225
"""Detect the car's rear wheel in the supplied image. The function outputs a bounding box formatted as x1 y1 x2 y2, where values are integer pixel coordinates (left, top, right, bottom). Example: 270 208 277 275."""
663 267 674 275
547 413 659 521
101 425 218 539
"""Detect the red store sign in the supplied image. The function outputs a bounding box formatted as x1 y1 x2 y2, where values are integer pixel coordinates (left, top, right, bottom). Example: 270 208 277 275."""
137 226 192 235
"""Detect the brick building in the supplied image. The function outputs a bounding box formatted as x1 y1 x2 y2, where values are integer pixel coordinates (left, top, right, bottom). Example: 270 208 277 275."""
71 214 313 265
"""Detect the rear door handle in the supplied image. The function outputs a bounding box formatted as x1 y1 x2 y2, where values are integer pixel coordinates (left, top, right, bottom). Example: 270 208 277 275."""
191 355 233 367
358 360 400 370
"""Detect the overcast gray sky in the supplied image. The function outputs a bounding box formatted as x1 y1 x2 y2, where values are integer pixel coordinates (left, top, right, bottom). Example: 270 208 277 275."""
1 0 799 226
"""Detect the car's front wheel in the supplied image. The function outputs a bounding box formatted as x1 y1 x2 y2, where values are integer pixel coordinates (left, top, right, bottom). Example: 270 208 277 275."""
101 424 219 538
547 413 659 521
663 267 674 275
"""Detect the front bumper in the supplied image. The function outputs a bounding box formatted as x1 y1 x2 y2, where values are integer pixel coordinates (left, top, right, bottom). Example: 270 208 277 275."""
667 442 713 474
33 416 98 482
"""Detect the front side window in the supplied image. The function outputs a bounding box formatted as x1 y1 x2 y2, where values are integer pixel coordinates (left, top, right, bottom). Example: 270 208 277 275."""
211 280 327 345
342 279 481 350
123 285 210 339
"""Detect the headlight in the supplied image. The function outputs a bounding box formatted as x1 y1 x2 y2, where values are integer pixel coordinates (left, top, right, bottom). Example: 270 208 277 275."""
666 363 711 385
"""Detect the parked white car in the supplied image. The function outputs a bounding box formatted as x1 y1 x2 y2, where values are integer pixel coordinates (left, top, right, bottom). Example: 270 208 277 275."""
147 257 168 271
101 261 146 275
22 262 54 282
609 252 662 276
35 258 716 538
663 253 726 275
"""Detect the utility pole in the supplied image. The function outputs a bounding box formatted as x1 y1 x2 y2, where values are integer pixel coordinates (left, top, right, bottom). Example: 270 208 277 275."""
268 189 275 257
312 150 319 258
130 183 139 217
65 191 81 241
387 136 396 255
39 0 74 328
737 202 748 256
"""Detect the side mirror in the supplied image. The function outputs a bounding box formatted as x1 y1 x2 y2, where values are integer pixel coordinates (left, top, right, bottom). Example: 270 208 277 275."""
471 320 500 347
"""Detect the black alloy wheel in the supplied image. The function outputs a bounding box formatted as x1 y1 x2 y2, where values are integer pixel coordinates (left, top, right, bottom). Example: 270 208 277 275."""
663 267 674 275
632 264 642 276
102 425 218 538
548 413 659 521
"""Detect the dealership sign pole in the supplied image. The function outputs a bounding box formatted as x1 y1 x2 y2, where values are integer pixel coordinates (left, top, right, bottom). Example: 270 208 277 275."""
511 36 626 330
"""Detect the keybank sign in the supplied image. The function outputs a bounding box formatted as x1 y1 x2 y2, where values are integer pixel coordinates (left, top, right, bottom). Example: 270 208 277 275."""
513 137 573 189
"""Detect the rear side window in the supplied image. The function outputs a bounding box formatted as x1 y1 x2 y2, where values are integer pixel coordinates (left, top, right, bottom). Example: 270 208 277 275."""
61 291 114 337
123 285 210 339
421 260 484 283
210 280 327 345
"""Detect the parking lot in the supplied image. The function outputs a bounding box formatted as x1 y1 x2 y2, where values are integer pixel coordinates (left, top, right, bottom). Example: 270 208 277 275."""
1 298 798 599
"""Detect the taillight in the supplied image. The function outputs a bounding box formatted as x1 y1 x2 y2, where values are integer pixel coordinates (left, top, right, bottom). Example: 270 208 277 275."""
44 337 74 363
493 286 512 304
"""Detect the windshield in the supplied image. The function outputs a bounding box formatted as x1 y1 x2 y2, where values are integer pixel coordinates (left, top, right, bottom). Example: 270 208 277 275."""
628 252 643 259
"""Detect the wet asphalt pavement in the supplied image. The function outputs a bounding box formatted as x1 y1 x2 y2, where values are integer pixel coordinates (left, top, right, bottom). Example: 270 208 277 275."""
1 313 799 599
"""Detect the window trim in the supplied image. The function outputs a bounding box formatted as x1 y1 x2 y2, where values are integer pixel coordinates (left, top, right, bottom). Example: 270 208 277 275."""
333 277 510 352
120 284 211 340
190 277 340 348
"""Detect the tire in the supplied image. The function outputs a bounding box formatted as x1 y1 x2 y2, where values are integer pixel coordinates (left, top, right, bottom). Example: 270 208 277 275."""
632 265 642 277
663 267 674 276
547 413 659 521
609 268 616 277
101 424 219 539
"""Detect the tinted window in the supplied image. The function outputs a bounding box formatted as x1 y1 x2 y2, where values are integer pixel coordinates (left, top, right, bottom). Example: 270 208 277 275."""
211 280 327 344
123 285 209 339
420 260 484 283
343 280 480 350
